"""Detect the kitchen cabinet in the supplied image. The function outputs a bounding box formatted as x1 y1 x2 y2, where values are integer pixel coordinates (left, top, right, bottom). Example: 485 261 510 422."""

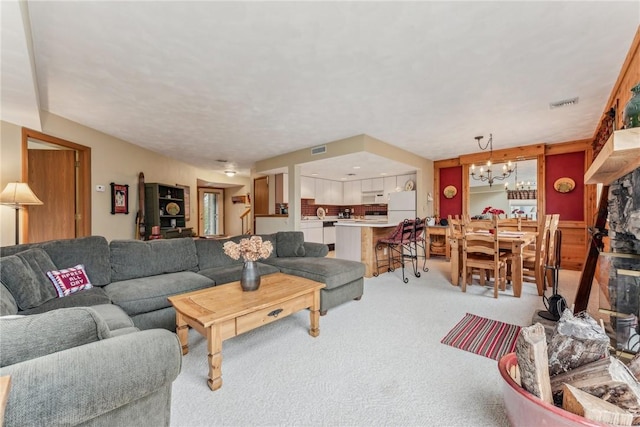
300 220 323 244
361 178 383 192
323 224 336 246
383 176 397 200
314 178 326 204
301 176 315 199
330 180 343 205
275 173 288 204
144 183 192 239
343 181 361 205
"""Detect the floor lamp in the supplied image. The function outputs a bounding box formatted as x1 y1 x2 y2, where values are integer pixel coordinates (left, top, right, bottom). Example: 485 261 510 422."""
0 182 43 244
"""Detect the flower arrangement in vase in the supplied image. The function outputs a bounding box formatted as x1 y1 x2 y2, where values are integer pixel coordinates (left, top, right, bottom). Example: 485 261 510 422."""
482 206 505 218
223 236 273 291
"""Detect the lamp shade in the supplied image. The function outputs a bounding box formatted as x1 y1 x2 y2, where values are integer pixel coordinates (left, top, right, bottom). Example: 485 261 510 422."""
0 182 43 207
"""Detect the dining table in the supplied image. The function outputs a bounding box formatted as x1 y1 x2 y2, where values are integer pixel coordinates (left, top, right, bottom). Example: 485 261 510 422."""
449 230 537 297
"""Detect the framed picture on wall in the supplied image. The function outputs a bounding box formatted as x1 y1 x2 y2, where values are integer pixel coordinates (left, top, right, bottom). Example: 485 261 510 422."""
110 183 129 214
176 184 190 221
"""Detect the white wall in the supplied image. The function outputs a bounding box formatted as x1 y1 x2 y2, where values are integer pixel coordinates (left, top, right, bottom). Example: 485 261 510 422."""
1 114 250 246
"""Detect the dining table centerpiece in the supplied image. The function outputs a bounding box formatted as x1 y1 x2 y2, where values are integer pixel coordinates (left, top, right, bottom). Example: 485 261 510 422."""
223 236 273 291
482 206 505 219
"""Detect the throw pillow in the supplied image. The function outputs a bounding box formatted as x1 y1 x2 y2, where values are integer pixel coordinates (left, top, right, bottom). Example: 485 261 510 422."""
0 249 58 310
46 264 93 298
276 231 306 257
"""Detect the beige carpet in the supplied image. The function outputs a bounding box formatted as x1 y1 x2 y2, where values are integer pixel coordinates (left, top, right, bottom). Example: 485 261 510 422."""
170 259 596 426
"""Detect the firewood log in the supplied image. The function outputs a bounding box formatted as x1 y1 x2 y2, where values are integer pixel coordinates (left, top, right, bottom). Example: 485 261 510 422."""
515 323 553 403
563 383 633 425
547 309 609 376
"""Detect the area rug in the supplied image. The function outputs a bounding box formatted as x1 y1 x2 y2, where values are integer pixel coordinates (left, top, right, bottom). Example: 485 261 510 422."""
441 313 521 360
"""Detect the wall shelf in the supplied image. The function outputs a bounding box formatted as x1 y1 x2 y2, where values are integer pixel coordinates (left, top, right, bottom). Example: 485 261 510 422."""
585 128 640 184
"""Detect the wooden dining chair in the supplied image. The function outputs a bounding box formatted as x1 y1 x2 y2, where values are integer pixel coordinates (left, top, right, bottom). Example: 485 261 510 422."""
522 214 552 295
461 215 509 298
447 215 463 283
498 217 522 231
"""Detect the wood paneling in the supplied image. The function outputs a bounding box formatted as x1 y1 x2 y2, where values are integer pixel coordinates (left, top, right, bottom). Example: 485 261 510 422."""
558 221 587 271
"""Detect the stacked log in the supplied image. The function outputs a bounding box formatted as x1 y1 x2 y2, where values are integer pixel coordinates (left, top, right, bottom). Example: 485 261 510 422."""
515 310 640 424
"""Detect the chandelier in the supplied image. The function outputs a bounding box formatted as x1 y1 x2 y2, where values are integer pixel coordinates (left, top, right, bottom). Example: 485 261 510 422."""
470 134 514 187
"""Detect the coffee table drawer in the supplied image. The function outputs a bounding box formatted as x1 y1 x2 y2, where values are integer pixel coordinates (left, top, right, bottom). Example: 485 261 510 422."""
236 293 313 335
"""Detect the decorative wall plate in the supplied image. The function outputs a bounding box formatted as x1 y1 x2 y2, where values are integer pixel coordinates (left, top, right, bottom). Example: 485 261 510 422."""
166 202 180 215
404 179 415 191
553 177 575 193
316 207 326 219
443 185 457 199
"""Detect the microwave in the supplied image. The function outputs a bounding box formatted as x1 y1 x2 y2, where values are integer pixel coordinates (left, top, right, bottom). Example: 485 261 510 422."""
374 194 387 204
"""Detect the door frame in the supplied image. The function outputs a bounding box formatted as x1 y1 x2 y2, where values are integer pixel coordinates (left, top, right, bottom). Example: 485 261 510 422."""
197 187 224 236
21 128 91 241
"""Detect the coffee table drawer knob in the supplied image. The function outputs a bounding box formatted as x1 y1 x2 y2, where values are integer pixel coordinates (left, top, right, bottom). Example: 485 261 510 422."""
268 308 283 318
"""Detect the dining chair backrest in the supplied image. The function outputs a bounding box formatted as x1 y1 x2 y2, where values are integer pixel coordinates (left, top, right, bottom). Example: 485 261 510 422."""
447 215 463 238
533 214 553 277
498 217 522 231
546 214 561 267
413 217 426 242
462 216 499 258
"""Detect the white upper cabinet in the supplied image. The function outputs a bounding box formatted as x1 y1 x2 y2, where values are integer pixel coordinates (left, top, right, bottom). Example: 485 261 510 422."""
361 178 383 192
383 176 397 199
343 180 361 205
314 179 326 204
330 180 343 205
301 176 315 199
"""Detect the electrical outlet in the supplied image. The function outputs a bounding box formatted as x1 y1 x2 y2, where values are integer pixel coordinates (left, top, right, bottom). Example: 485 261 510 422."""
96 185 106 192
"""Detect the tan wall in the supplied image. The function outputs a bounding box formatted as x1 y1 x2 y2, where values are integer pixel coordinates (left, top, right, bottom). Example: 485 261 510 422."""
1 113 249 246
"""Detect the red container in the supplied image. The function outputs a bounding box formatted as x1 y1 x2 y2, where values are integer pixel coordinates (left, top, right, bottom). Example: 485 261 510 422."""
498 353 606 427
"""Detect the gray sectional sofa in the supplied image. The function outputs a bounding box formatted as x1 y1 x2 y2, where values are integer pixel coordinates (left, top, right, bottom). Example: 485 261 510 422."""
0 231 365 426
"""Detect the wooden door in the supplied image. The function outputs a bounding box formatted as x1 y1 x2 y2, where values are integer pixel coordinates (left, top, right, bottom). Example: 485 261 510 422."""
254 176 269 215
28 149 76 242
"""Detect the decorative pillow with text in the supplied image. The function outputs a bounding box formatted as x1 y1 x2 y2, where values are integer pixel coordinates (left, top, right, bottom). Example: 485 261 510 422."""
46 264 93 298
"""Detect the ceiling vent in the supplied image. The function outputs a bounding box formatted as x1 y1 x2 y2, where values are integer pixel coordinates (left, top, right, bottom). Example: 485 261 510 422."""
549 97 579 109
311 145 327 155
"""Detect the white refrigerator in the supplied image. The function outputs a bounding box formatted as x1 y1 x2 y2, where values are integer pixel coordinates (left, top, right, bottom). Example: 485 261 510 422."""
388 190 416 224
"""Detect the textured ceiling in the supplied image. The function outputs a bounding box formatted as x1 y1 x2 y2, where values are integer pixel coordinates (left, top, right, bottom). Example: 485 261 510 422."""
2 1 639 181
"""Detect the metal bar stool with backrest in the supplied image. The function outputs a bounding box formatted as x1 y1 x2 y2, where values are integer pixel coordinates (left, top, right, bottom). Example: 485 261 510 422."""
411 217 429 276
374 219 415 283
461 215 510 298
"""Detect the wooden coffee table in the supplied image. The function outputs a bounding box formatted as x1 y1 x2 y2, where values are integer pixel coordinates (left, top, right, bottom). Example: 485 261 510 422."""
168 272 325 391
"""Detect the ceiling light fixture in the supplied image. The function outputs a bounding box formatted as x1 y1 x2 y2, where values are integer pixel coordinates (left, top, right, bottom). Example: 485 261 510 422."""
470 134 513 187
549 97 579 109
224 170 236 177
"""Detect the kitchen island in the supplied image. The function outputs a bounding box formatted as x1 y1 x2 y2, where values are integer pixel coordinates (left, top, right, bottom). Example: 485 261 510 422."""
335 221 400 278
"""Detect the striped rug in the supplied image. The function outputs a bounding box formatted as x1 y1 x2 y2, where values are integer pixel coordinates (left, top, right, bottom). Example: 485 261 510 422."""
440 313 521 360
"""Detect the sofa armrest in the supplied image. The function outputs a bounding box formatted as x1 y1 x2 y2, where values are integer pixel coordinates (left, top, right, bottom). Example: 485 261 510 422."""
0 329 182 426
303 242 329 257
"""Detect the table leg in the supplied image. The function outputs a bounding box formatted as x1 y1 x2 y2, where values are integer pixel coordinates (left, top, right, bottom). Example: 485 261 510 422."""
512 242 524 298
450 238 459 286
175 312 189 355
309 290 320 337
207 324 223 391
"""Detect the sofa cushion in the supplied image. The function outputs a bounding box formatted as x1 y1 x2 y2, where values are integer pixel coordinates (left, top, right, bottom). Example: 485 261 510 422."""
197 262 280 285
256 234 278 260
105 271 213 316
0 283 18 316
0 307 111 367
89 304 136 332
110 239 199 282
276 231 306 257
262 257 365 290
0 249 57 310
40 236 112 287
46 264 93 298
194 238 242 270
17 287 112 315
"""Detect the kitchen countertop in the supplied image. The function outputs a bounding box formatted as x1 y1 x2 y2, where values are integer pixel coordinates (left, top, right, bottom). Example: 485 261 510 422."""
335 221 396 228
255 214 288 217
